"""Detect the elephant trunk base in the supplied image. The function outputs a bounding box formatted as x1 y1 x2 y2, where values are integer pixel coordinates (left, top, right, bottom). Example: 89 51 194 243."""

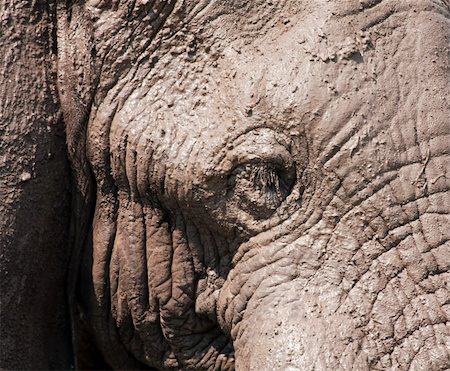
231 283 449 370
230 287 365 370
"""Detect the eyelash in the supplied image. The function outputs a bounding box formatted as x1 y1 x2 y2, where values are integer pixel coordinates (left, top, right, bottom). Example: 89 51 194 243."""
245 165 281 194
228 162 295 209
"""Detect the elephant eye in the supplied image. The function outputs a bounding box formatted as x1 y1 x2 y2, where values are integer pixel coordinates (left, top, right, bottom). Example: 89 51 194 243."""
227 161 295 218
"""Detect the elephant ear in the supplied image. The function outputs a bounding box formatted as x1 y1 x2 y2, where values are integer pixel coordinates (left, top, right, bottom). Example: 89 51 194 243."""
55 2 97 364
0 3 73 369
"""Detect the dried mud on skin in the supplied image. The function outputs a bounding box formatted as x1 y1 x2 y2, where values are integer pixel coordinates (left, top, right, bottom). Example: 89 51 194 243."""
1 0 449 370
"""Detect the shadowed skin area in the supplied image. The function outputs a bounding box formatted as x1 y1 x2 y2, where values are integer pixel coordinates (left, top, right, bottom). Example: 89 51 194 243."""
57 0 450 369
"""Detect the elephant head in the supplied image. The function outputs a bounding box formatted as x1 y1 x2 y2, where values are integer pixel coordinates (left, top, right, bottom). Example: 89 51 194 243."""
56 0 450 369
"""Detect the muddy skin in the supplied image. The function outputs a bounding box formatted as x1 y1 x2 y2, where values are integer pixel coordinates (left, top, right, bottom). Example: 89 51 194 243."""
55 0 450 370
0 2 72 369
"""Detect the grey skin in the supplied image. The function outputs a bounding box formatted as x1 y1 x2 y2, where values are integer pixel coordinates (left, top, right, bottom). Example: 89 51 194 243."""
1 0 449 370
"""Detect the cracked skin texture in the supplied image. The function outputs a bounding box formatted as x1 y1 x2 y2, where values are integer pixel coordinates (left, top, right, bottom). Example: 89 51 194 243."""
54 0 450 370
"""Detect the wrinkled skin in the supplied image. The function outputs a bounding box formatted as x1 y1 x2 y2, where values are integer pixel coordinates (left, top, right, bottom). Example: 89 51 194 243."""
58 0 450 370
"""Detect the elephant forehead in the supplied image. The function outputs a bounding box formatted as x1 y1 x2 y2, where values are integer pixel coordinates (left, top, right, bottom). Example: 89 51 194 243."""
110 18 329 163
108 0 449 193
108 15 368 194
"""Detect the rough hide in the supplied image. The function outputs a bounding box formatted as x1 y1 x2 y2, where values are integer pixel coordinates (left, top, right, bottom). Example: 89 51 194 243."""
0 2 72 369
6 0 450 370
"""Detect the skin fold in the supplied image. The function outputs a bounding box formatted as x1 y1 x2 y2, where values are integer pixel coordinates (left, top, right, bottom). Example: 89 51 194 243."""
55 0 450 369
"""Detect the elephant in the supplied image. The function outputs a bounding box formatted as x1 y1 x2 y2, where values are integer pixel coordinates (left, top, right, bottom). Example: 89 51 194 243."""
1 0 449 370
